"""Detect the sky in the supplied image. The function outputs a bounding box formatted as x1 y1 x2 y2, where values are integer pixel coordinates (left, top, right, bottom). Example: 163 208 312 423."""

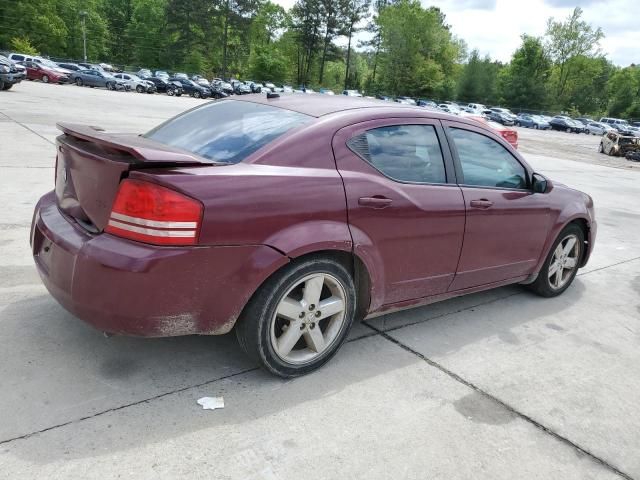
273 0 638 66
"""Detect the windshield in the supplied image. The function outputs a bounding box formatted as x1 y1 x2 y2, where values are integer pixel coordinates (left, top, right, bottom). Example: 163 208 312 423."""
145 100 312 164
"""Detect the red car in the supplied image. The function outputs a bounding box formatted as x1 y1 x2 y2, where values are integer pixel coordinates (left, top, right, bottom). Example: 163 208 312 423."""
23 60 69 84
31 96 596 377
466 114 518 149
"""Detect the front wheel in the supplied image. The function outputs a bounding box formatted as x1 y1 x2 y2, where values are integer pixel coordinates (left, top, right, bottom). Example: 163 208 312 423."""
193 90 201 98
235 257 357 378
136 85 144 93
167 88 174 96
527 224 584 297
75 77 83 86
42 75 50 83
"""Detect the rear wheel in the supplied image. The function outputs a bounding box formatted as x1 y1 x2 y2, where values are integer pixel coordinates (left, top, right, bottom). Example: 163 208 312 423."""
565 127 571 133
235 257 357 378
75 77 83 86
527 225 583 297
42 75 49 83
136 84 144 93
167 88 174 96
194 90 201 98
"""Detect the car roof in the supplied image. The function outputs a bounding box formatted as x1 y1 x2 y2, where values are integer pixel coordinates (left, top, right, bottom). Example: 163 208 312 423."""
228 95 490 128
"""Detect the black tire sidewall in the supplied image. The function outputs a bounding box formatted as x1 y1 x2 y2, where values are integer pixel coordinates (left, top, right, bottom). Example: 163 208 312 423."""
237 258 357 378
530 224 584 297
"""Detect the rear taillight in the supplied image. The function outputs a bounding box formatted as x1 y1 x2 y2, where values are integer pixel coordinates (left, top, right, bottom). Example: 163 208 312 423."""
105 179 203 246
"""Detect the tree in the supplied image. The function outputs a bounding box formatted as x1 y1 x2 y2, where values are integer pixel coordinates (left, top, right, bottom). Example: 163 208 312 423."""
545 7 604 105
607 65 640 118
318 0 347 84
343 0 370 90
376 0 463 98
291 0 323 85
497 35 550 109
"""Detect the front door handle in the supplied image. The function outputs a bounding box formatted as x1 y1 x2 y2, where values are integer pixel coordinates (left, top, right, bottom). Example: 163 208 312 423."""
469 199 494 209
358 196 393 209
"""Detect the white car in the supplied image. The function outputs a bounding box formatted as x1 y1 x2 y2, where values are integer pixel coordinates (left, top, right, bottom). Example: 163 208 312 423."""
586 121 613 136
342 89 362 97
113 73 154 93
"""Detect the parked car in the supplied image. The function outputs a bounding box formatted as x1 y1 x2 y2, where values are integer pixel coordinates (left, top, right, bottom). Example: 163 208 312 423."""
319 88 335 95
489 107 517 122
244 81 262 93
417 99 438 109
549 117 584 133
10 55 72 75
137 68 153 79
342 89 362 97
464 114 518 149
154 70 169 79
262 82 277 92
22 60 70 84
438 103 461 115
515 114 550 129
31 96 596 377
191 75 210 87
212 79 234 94
71 69 126 90
396 96 416 105
574 117 592 126
113 73 156 93
586 121 612 136
377 95 392 101
56 62 87 72
599 131 640 156
169 77 210 98
0 54 26 90
599 117 630 129
231 80 252 95
467 103 486 112
173 72 188 80
145 77 183 96
488 110 515 125
281 85 293 93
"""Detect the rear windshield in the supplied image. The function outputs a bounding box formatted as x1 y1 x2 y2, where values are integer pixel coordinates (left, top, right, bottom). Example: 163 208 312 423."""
145 100 312 164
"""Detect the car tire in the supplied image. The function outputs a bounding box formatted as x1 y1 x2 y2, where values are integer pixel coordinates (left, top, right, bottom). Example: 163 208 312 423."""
176 92 182 97
598 143 604 153
2 83 12 90
235 256 357 378
527 224 584 298
42 75 49 83
167 88 174 96
136 85 144 93
565 127 571 133
194 90 201 98
75 77 83 86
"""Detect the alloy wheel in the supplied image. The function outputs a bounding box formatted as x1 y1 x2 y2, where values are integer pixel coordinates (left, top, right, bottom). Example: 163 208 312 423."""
548 234 580 290
42 75 49 83
270 273 348 365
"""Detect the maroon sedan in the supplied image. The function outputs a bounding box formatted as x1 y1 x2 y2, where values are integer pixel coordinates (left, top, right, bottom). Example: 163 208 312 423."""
31 95 596 377
23 60 69 84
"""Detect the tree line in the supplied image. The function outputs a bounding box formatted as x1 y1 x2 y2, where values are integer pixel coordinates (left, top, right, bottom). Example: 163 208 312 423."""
1 0 638 118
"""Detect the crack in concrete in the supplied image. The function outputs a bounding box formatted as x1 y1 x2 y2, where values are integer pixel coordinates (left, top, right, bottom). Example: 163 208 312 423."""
362 322 636 480
0 110 55 146
0 367 258 447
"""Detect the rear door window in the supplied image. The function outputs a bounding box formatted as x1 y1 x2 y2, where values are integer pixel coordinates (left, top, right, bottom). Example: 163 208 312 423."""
145 100 312 164
347 124 447 184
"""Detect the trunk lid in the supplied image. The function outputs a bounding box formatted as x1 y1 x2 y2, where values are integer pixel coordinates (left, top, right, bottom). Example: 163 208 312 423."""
54 123 212 231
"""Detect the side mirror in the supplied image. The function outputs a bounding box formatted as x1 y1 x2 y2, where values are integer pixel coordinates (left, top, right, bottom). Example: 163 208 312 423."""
532 173 549 194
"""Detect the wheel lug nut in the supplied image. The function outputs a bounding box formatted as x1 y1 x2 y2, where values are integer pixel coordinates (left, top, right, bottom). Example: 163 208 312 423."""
299 324 305 330
315 311 321 317
299 312 305 319
310 323 316 329
309 304 315 311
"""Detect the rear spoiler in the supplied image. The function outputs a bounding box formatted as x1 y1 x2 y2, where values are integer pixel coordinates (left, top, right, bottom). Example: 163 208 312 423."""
57 123 212 164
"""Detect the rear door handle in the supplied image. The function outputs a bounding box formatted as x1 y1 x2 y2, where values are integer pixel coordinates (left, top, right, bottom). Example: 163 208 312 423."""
358 196 393 209
469 199 494 209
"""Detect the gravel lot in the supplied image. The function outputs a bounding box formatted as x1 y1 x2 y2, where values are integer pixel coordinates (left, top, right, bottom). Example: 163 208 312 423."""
1 82 639 480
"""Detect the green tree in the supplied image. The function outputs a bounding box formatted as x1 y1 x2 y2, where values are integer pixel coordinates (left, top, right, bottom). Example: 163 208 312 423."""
545 6 604 106
498 35 550 109
607 65 640 118
343 0 370 89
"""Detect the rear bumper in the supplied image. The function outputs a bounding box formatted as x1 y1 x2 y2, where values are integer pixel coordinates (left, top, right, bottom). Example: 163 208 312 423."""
31 191 288 337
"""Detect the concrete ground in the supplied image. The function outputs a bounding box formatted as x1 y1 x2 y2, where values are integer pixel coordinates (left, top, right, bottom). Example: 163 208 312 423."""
1 81 639 480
